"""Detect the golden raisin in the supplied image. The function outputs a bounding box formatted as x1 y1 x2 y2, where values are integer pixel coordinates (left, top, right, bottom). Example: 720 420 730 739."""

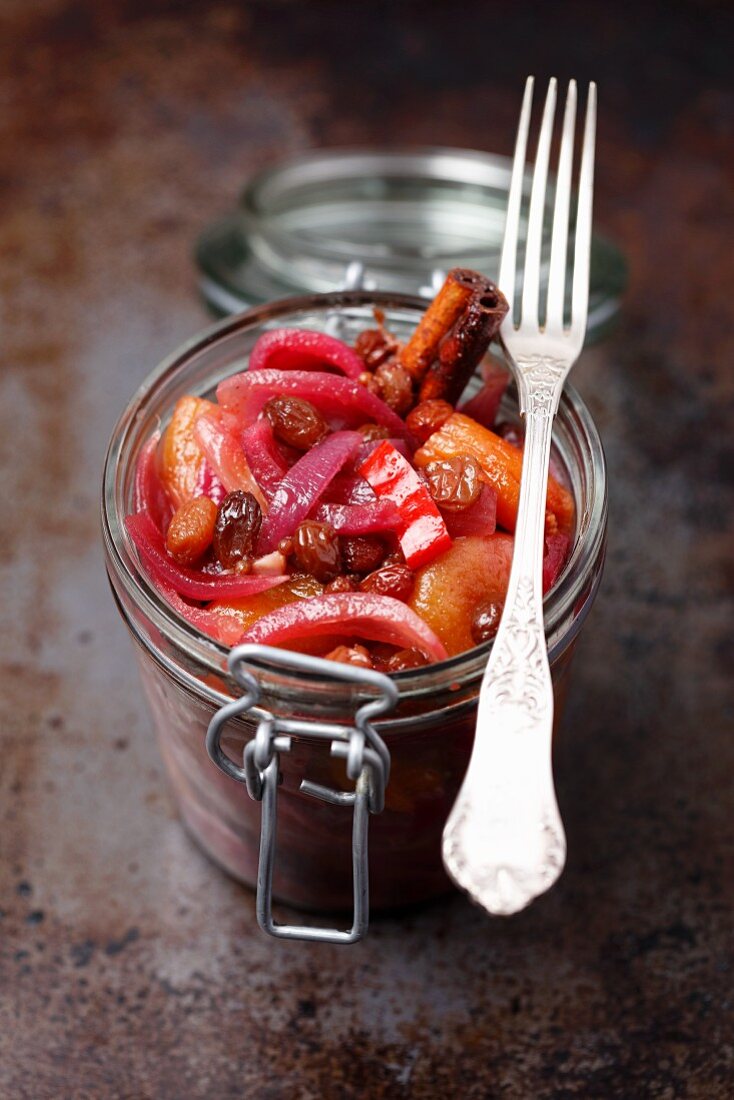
325 644 373 668
293 521 341 582
324 574 359 594
263 396 328 450
424 454 483 512
405 399 454 444
373 360 414 415
471 600 504 644
340 535 386 575
354 327 399 370
360 564 414 602
213 491 263 568
358 422 391 443
166 496 218 566
386 648 429 673
358 371 382 395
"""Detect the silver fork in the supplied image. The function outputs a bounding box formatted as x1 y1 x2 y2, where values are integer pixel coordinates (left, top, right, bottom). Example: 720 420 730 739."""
441 76 597 916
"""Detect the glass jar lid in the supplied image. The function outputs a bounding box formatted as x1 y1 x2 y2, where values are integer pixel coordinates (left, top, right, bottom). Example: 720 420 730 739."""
195 147 627 340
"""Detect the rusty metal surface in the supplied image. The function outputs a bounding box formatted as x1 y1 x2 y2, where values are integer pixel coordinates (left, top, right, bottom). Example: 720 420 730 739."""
1 2 732 1096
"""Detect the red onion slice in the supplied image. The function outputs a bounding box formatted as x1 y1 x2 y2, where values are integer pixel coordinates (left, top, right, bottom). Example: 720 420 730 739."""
126 513 288 600
248 328 365 380
441 484 497 539
312 500 401 535
256 430 363 554
218 369 415 444
239 592 449 661
542 533 571 593
133 434 173 534
241 418 290 502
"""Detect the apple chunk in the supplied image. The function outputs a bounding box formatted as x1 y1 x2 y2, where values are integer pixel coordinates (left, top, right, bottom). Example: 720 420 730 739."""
409 534 514 656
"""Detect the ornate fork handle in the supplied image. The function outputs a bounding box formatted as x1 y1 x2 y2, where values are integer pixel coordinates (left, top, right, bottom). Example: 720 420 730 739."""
442 355 569 915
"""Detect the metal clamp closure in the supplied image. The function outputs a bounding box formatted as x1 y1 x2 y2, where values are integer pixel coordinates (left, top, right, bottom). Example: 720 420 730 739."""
205 644 398 945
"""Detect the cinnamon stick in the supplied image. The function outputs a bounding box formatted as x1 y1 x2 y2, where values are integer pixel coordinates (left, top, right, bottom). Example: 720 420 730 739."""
418 288 508 404
399 268 487 382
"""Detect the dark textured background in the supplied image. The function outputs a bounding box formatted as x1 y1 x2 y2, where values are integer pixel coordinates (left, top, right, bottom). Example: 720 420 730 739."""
1 2 732 1097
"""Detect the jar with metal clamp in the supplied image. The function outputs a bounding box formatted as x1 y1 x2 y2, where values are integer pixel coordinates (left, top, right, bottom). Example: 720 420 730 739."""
103 290 607 944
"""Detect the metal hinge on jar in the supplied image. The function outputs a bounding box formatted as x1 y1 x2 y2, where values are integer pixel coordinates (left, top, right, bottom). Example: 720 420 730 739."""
205 644 398 945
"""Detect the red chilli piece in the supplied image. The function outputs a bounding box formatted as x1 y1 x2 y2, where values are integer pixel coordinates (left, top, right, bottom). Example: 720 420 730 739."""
247 328 365 380
239 592 448 662
126 513 288 601
359 441 452 570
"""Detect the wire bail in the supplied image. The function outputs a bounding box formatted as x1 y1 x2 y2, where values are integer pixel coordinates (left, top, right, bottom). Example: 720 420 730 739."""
205 644 398 945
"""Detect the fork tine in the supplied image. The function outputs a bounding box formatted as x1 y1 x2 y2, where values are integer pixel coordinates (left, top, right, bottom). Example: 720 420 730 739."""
571 82 597 339
520 77 557 333
498 76 534 324
545 80 577 336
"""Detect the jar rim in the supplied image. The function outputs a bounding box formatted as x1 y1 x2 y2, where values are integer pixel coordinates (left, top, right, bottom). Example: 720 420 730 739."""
239 145 517 269
102 289 607 708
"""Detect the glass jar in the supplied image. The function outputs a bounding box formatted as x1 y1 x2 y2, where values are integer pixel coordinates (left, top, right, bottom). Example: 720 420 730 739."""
102 291 607 919
196 147 627 340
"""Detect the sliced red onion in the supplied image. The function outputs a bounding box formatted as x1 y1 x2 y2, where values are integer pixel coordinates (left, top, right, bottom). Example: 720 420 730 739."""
324 473 377 506
312 500 401 535
195 410 267 510
247 328 364 380
239 592 448 661
126 513 288 601
241 418 289 502
218 369 414 443
458 364 509 430
441 483 497 539
198 463 227 507
256 430 363 554
150 577 244 646
133 434 173 534
543 532 571 593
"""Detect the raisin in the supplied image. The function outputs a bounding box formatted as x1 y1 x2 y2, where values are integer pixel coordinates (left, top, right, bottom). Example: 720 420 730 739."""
358 422 391 443
340 535 386 575
263 396 328 450
360 564 414 602
382 546 406 567
165 496 217 566
386 648 429 673
373 360 414 415
325 644 373 668
406 399 454 444
471 600 504 645
354 327 398 370
213 491 262 568
424 455 482 512
292 521 341 582
324 574 358 594
358 371 382 395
